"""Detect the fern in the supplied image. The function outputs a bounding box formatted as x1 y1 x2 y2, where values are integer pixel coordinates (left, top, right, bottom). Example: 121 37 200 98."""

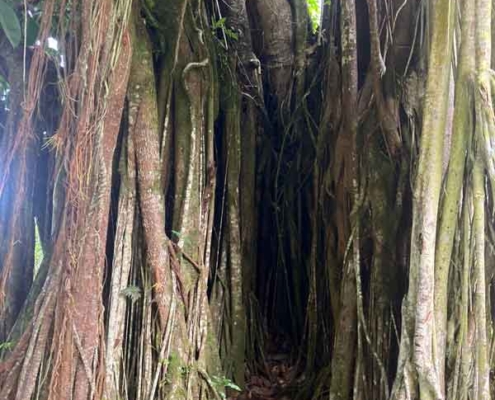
120 285 142 303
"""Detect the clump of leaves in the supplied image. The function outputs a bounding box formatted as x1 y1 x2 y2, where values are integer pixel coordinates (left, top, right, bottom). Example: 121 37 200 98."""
0 340 14 358
210 375 242 399
0 341 13 351
120 285 142 303
0 0 41 48
211 17 238 42
307 0 321 32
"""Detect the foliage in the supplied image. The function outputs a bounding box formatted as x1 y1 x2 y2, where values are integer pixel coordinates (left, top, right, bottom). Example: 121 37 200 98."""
211 17 238 42
0 341 13 351
33 223 43 275
0 74 9 105
307 0 321 31
120 285 142 304
25 16 39 47
210 375 242 399
0 0 21 47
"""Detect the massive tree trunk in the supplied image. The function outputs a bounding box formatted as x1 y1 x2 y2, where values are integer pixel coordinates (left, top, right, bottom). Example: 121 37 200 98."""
1 0 495 399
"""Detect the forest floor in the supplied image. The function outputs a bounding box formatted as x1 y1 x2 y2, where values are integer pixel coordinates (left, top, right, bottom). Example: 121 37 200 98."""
234 333 299 400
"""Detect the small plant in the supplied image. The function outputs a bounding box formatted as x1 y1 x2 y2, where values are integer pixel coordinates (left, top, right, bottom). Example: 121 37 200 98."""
0 341 14 351
210 375 242 399
211 17 238 42
171 230 193 247
120 285 142 303
179 365 191 377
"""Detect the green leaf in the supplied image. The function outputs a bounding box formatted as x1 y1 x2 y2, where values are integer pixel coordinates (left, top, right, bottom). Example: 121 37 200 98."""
225 29 238 41
120 285 142 303
225 381 242 392
0 0 21 48
26 17 39 47
0 341 14 351
212 17 226 29
211 375 242 392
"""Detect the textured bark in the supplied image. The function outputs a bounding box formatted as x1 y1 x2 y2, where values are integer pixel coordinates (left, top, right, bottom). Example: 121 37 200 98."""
329 1 358 398
434 0 475 388
1 1 494 399
224 86 245 384
249 0 294 112
221 0 263 373
51 7 132 399
398 0 454 398
473 160 490 400
0 0 133 398
129 12 172 331
104 104 137 399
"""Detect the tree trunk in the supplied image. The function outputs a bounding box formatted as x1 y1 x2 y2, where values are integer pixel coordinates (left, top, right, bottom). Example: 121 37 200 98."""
0 0 495 399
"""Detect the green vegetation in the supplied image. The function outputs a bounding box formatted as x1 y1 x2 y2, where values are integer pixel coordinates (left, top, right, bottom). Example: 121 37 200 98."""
307 0 321 30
